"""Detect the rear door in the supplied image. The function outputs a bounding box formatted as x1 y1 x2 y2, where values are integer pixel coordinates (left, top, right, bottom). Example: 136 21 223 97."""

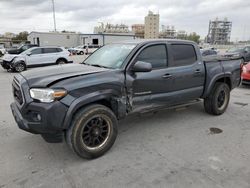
165 43 205 104
42 48 59 64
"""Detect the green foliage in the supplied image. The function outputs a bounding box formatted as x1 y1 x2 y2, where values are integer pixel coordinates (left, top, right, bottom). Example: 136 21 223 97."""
12 31 29 41
186 32 200 43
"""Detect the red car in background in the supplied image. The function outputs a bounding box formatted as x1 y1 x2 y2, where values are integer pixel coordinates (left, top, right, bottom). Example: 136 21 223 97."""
242 63 250 85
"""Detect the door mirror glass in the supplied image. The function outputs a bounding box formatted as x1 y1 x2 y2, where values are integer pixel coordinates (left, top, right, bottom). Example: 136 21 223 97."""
132 61 152 72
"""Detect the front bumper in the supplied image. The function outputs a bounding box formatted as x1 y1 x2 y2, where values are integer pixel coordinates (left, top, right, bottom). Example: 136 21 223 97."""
10 74 70 143
11 101 68 135
0 60 12 69
242 72 250 84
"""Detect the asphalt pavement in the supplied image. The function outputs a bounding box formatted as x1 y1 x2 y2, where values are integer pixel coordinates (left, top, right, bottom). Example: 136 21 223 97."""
0 61 250 188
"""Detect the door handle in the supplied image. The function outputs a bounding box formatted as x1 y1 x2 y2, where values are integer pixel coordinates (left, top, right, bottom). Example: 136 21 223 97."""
194 69 201 74
162 73 172 79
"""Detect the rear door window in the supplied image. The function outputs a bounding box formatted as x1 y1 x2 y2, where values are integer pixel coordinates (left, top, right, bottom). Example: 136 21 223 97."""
171 44 197 66
136 44 167 69
43 48 58 53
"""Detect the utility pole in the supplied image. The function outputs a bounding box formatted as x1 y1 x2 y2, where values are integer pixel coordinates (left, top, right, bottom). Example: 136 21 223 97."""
52 0 57 32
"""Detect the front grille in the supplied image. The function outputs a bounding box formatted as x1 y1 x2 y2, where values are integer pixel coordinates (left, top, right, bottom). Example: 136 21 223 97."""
12 78 23 105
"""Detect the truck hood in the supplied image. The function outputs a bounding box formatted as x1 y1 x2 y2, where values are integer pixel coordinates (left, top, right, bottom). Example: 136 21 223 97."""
21 64 108 87
7 49 21 54
2 54 20 62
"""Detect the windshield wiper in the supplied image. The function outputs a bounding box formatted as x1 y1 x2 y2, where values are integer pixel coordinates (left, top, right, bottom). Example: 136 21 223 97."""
90 64 110 69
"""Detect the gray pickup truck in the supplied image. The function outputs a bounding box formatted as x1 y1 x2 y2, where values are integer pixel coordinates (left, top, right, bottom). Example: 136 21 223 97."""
10 39 242 159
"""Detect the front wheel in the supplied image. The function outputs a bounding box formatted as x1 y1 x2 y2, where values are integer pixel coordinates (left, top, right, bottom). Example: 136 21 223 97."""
66 104 118 159
14 62 26 72
204 82 230 115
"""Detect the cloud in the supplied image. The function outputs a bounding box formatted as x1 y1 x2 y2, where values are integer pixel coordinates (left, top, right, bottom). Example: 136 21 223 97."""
0 0 249 41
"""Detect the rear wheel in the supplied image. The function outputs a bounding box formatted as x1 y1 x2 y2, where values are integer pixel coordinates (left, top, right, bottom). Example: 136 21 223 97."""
80 51 84 55
14 62 26 72
56 59 67 64
66 104 118 159
204 82 230 115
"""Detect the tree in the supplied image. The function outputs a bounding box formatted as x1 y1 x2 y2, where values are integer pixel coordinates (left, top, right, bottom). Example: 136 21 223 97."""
186 32 200 43
12 31 29 41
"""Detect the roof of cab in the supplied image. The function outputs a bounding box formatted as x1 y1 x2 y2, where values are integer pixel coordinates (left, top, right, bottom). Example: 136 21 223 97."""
118 39 197 45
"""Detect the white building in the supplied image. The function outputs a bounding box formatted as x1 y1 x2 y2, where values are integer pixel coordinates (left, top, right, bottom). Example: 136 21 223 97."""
28 32 135 47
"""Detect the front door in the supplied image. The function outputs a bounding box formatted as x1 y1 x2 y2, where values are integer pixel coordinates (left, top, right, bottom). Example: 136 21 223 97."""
126 43 174 113
26 48 44 66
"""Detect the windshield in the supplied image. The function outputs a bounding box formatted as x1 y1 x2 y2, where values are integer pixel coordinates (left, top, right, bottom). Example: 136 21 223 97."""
83 44 136 69
227 48 244 53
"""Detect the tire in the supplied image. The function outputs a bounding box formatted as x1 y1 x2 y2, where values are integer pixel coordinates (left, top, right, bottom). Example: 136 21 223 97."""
80 51 84 55
204 82 230 115
14 62 26 72
66 104 118 159
0 51 2 57
56 59 67 64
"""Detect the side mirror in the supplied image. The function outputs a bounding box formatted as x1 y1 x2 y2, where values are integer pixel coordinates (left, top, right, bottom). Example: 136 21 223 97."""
132 61 152 72
26 52 31 56
244 50 248 53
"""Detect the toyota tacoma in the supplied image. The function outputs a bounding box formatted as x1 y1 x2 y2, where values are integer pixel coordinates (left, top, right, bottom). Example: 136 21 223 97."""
10 40 242 159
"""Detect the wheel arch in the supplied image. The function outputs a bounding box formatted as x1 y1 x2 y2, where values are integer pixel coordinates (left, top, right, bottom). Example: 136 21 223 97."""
62 93 126 129
56 57 68 64
203 74 232 98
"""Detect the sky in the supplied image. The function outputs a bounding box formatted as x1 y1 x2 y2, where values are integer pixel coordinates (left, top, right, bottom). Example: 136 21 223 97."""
0 0 250 41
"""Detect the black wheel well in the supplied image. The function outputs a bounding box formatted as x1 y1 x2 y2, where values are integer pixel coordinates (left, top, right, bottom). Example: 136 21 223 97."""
216 77 231 90
73 99 117 119
56 58 67 63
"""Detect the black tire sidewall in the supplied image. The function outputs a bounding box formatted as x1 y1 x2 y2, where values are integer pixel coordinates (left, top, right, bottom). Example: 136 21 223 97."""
213 83 230 114
14 62 26 72
67 104 118 159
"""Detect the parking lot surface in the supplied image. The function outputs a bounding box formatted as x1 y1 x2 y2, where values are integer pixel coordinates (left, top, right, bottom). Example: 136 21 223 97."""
0 64 250 188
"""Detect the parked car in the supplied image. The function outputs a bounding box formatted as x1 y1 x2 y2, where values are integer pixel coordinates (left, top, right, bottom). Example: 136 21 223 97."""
7 44 38 54
10 39 242 159
1 46 72 72
73 45 85 55
201 49 217 56
241 63 250 85
73 45 100 55
223 46 250 62
85 45 100 54
0 47 6 57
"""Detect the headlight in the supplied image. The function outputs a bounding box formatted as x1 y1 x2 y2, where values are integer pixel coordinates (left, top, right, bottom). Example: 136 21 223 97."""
242 66 247 73
231 54 240 58
30 88 67 103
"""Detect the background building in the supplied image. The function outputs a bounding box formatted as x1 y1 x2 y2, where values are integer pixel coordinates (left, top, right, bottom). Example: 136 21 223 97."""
28 31 135 47
206 17 232 44
132 24 145 38
94 23 131 34
159 25 176 39
144 11 159 39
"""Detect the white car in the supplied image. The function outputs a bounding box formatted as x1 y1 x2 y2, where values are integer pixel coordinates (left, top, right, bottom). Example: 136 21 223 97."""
73 45 100 55
0 47 6 56
0 46 72 72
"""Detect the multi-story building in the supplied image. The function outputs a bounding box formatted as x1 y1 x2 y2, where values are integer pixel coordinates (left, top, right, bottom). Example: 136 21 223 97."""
176 30 188 40
132 24 145 38
144 11 159 39
206 17 232 44
94 23 131 34
159 25 176 39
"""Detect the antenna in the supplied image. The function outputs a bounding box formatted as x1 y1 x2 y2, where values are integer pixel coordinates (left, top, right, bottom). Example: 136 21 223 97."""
52 0 57 32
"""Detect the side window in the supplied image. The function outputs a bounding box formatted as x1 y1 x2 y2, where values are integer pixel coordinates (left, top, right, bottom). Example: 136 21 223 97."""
31 48 42 55
136 44 167 69
43 48 58 53
56 48 63 52
171 44 197 66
